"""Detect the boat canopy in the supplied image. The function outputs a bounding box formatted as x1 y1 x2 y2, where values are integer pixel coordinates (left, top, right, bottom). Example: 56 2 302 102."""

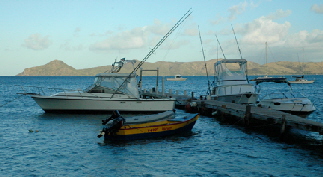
93 73 140 98
214 59 248 85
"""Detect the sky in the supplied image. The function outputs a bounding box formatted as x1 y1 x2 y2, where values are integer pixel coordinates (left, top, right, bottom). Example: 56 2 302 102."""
1 0 323 76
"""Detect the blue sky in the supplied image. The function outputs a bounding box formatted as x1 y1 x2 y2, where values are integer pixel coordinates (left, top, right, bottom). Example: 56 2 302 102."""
1 0 323 76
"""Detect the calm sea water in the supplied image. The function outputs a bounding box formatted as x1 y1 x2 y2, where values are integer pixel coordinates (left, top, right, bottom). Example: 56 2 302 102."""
1 75 323 176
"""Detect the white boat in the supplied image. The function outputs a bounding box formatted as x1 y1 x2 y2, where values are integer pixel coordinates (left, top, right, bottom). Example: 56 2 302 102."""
210 59 259 104
31 58 175 113
288 76 314 84
30 9 193 114
31 71 175 113
166 75 187 81
258 91 315 114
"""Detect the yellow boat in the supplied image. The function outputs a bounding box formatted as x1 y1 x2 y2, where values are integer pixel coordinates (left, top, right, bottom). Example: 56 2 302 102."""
99 112 199 141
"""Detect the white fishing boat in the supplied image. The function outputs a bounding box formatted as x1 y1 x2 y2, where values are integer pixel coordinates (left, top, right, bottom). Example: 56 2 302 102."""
31 71 175 113
166 75 187 81
288 76 314 84
258 90 315 115
210 59 259 104
31 9 193 113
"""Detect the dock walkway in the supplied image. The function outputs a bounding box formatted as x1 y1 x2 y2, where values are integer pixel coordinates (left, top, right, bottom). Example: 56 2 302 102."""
194 100 323 135
140 88 323 136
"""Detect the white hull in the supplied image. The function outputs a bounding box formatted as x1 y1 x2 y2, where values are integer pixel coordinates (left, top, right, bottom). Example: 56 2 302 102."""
32 95 175 113
166 78 187 81
259 98 315 114
212 93 259 104
288 80 314 84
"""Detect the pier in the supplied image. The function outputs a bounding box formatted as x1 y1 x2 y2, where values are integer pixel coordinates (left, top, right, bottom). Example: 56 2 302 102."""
189 100 323 136
141 87 323 139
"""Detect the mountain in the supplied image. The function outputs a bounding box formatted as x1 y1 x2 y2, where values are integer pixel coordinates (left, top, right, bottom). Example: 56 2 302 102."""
16 59 323 76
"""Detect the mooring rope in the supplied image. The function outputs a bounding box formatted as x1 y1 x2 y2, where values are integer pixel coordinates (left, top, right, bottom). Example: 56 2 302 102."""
0 94 25 108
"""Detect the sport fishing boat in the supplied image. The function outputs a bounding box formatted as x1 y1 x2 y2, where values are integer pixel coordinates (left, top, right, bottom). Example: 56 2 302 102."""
98 110 199 141
210 59 259 104
31 9 193 113
31 59 175 113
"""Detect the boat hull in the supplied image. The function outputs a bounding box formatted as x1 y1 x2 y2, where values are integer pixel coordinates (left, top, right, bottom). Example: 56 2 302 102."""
32 95 175 113
213 93 259 104
104 114 199 141
166 78 187 81
259 98 316 114
288 80 314 84
253 77 287 83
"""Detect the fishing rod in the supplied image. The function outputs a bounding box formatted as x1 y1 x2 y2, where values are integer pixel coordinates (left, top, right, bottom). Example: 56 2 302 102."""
231 24 249 81
214 34 226 59
231 24 243 59
111 8 193 98
198 26 211 95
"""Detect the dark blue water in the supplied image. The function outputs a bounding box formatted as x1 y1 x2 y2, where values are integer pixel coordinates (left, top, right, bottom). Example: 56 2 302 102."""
1 76 323 176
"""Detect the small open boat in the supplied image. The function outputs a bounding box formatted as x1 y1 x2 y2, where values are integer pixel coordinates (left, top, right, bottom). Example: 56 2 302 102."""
98 111 199 141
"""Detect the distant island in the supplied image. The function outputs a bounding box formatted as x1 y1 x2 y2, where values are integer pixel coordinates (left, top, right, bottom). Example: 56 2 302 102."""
16 59 323 76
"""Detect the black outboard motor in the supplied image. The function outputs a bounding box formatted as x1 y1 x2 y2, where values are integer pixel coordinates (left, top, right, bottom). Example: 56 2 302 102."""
98 110 125 138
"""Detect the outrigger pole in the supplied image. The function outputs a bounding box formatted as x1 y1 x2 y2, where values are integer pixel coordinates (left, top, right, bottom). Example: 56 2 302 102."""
198 26 211 95
231 24 243 60
111 8 192 98
215 34 226 60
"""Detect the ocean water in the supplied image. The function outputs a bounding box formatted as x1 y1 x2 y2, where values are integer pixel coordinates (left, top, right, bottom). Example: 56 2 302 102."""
1 75 323 176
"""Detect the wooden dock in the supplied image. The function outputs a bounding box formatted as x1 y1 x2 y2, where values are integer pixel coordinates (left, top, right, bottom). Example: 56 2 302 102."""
190 100 323 136
140 88 323 140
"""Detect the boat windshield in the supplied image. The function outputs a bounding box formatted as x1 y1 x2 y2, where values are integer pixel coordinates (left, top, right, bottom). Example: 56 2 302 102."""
215 59 248 85
89 73 140 98
263 92 306 99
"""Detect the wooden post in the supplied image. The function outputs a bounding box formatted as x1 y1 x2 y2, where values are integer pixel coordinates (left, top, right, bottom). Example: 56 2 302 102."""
280 115 286 135
244 104 251 126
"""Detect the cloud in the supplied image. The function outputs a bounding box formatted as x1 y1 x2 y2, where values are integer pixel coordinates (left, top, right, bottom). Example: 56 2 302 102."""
238 16 291 44
60 42 84 51
228 1 257 20
229 2 248 20
266 9 291 20
89 27 147 51
211 1 258 24
89 20 181 51
286 29 323 46
184 28 198 36
22 34 52 50
311 4 323 14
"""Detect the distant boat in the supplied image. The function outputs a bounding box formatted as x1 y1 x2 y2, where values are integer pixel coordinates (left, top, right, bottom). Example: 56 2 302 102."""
288 75 314 84
251 75 287 83
251 42 287 83
166 75 187 81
